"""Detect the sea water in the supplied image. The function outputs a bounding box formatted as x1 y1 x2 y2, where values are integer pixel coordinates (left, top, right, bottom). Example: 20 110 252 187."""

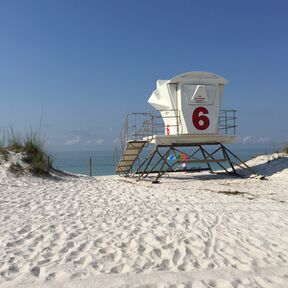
51 150 115 176
51 147 275 176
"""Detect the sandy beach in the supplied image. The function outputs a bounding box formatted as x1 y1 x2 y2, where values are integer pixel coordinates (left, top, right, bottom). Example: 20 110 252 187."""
0 153 288 287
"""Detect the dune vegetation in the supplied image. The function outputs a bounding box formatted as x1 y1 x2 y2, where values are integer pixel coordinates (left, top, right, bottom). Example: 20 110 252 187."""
0 129 52 176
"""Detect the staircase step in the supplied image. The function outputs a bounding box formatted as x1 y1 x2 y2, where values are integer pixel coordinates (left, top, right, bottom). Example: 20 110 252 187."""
116 140 147 174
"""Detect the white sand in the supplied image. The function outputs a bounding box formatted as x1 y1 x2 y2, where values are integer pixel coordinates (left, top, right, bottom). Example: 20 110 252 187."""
0 153 288 287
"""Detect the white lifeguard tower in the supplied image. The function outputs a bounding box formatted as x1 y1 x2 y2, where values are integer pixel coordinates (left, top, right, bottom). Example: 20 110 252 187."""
114 72 253 182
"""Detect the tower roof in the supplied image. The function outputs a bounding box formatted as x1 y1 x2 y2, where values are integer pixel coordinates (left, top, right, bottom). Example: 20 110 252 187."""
157 71 228 87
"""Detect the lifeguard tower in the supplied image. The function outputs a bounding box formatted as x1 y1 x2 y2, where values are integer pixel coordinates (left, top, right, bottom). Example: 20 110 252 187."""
114 72 252 182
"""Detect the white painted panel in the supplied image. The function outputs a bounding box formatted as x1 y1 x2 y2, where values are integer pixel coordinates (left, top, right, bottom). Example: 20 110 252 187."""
148 72 229 137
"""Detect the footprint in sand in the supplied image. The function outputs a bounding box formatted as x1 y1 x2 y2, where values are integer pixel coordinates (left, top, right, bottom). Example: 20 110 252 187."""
178 262 187 271
156 235 166 243
162 241 175 250
172 249 181 265
68 232 79 239
138 244 146 253
70 271 83 279
67 241 74 248
59 246 69 253
110 264 124 273
35 235 44 242
17 226 31 235
73 256 86 265
8 264 19 274
100 253 115 262
99 247 115 254
158 259 170 271
37 259 50 265
93 237 104 246
6 241 15 248
152 248 162 258
66 250 79 260
42 251 53 259
31 266 40 277
78 242 88 251
15 237 26 245
45 272 55 281
90 262 99 270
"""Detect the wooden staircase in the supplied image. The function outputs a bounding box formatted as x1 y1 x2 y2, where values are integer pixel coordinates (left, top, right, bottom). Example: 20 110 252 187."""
116 140 147 175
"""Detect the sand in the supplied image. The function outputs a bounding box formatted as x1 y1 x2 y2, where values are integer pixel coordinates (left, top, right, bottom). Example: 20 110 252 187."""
0 153 288 287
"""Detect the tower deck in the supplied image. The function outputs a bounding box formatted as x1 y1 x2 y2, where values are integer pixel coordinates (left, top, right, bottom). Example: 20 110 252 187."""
145 134 237 145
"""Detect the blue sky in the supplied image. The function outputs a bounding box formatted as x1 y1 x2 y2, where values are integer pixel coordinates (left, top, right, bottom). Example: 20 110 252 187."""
0 0 287 151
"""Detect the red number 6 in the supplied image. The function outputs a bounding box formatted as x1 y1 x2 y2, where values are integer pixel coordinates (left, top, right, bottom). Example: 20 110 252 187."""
192 107 210 130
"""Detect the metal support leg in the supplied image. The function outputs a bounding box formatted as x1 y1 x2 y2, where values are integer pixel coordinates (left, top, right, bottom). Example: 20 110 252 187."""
220 144 237 174
137 147 158 180
152 147 173 183
199 145 213 173
200 145 230 173
222 144 257 175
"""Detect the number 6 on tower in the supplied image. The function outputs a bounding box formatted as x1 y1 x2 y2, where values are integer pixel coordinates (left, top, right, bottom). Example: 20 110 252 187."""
192 107 210 130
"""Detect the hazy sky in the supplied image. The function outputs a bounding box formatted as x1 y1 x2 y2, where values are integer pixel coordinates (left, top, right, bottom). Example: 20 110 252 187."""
0 0 287 151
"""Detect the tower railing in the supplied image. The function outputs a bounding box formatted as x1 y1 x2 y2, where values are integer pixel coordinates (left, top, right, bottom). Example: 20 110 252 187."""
218 110 237 135
113 110 180 165
113 110 237 165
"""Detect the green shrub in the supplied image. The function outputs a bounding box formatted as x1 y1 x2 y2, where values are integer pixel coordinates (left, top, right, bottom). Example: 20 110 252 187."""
29 154 49 176
9 162 24 176
23 133 44 162
0 148 9 162
23 132 51 176
0 147 8 154
0 135 9 161
1 129 53 176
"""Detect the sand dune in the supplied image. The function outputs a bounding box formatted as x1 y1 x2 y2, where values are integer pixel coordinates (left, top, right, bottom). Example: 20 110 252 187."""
0 153 288 287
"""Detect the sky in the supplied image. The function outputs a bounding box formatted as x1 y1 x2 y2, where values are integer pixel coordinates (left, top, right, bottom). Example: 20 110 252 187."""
0 0 287 151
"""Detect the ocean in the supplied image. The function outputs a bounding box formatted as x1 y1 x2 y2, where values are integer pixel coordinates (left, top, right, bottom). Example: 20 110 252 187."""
51 146 275 176
51 150 115 176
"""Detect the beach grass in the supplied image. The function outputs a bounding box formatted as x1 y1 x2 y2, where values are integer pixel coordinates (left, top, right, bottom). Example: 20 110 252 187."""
1 129 52 176
8 162 25 176
23 132 51 176
7 128 23 152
